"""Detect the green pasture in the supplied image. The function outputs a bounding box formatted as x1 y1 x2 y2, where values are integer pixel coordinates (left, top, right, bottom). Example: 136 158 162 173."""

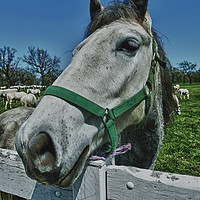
0 100 21 115
155 83 200 176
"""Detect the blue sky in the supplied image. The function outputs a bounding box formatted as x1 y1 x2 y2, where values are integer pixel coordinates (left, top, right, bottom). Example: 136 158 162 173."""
0 0 200 70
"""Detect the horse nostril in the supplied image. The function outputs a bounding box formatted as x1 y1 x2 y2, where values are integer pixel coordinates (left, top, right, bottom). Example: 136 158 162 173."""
28 132 57 172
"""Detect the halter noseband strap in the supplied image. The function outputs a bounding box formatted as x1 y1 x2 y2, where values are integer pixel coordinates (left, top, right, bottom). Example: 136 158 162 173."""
44 41 166 154
44 85 149 154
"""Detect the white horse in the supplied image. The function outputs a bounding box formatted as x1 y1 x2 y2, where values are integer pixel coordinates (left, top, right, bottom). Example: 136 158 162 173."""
179 88 189 99
5 91 26 109
15 0 176 187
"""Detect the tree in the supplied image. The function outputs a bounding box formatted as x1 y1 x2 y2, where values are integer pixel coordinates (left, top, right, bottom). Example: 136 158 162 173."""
14 67 39 86
192 69 200 82
44 68 63 86
178 61 197 84
23 46 61 85
0 46 20 87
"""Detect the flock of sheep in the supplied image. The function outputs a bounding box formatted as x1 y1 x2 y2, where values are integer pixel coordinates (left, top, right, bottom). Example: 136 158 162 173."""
0 84 190 115
0 85 46 110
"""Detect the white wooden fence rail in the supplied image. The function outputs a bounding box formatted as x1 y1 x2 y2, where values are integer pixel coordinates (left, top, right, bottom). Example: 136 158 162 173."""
0 148 200 200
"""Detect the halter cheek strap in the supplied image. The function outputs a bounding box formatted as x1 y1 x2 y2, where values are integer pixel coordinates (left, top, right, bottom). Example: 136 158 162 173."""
44 41 166 154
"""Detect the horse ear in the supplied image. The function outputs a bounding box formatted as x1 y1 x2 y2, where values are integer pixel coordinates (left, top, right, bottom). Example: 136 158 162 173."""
131 0 148 21
90 0 104 20
130 0 151 31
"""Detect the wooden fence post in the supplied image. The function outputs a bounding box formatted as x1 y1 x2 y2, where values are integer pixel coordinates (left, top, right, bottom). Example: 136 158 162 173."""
72 159 108 200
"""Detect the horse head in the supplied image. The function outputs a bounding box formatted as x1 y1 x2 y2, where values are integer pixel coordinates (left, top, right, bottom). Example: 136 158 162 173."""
15 0 175 187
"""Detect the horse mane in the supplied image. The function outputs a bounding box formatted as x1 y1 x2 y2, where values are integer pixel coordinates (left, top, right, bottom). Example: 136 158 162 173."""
85 0 176 124
151 29 176 124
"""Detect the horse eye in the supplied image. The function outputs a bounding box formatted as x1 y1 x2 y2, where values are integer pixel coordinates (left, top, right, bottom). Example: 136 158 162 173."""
117 39 139 55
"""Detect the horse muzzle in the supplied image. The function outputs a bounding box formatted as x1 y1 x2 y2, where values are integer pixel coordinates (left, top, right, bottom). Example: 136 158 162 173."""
15 131 91 187
15 132 61 185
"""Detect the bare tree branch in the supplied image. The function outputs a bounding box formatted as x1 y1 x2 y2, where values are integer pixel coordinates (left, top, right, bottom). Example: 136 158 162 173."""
178 61 197 84
23 46 61 85
0 46 18 87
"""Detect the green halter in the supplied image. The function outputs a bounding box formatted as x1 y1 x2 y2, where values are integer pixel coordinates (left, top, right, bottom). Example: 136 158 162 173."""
44 41 166 153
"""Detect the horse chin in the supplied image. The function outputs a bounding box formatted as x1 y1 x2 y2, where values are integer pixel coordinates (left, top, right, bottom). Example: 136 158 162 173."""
24 145 90 187
58 145 90 187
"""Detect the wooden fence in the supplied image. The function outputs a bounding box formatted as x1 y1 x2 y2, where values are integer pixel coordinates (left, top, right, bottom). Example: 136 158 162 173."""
0 148 200 200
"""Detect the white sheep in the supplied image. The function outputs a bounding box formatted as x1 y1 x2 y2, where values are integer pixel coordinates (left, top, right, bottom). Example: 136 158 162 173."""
5 91 26 109
0 89 18 98
172 93 181 115
179 88 189 99
173 84 180 95
27 88 40 96
20 93 37 107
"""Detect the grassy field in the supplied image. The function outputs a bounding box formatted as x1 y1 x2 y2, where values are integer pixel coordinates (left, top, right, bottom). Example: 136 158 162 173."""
0 100 21 114
154 83 200 176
